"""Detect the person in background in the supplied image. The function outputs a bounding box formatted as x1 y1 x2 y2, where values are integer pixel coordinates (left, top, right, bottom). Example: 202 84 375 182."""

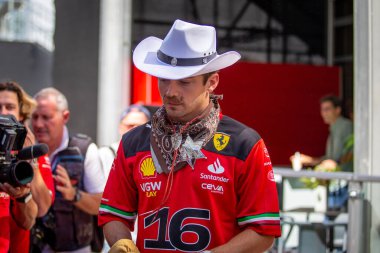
290 94 353 210
291 95 353 172
0 81 54 253
99 19 281 253
31 87 105 253
99 104 151 179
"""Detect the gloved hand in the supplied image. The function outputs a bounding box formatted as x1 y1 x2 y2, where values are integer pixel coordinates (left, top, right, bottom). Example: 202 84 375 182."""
108 239 140 253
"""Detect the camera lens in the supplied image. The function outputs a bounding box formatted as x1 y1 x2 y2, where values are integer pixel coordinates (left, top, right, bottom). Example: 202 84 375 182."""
10 160 34 186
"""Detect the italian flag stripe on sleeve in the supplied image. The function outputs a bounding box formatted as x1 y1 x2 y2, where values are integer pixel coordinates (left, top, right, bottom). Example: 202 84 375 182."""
237 213 280 226
99 204 137 220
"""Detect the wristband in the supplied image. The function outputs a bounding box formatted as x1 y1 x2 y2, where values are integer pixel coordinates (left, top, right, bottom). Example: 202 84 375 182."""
16 191 32 203
71 188 82 203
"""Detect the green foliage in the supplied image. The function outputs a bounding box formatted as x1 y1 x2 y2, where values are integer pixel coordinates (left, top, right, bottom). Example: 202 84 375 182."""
300 165 341 189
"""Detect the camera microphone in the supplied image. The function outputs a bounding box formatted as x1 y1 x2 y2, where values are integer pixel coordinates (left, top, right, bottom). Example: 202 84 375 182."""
17 143 49 160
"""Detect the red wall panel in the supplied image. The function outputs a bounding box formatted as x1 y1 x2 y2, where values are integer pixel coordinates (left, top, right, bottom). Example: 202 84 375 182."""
132 66 161 105
218 62 340 166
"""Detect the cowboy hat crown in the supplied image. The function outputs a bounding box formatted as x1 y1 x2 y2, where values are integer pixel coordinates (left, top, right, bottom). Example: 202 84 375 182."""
133 19 241 80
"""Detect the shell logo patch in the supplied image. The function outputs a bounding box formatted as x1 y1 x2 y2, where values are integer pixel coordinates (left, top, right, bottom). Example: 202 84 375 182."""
213 132 230 151
140 157 156 178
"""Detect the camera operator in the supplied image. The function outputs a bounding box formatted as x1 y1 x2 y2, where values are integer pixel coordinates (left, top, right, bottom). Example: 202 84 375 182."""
0 81 55 253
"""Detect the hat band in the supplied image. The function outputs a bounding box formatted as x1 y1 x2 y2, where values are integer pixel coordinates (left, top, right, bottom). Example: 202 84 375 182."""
157 50 217 67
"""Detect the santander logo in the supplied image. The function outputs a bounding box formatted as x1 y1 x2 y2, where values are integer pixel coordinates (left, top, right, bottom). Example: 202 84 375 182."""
207 158 225 174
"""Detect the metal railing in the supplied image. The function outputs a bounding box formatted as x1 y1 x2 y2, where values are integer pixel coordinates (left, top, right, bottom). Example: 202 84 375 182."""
274 167 380 253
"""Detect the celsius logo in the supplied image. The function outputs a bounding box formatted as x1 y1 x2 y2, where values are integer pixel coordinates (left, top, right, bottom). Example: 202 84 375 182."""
207 158 224 174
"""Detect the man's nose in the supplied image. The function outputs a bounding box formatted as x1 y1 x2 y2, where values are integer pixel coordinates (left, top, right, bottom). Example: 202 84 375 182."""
0 107 8 115
32 117 43 128
165 81 179 97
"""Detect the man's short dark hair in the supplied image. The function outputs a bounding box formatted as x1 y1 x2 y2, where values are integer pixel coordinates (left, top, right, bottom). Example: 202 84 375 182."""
320 95 342 108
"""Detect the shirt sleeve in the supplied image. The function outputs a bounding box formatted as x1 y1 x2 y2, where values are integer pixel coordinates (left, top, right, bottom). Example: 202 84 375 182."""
38 155 55 202
236 138 281 237
0 196 10 252
98 141 137 231
83 143 106 193
332 120 353 161
98 144 117 179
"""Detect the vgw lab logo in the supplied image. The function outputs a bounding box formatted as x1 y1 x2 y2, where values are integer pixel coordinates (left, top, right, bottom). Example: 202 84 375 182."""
140 182 162 198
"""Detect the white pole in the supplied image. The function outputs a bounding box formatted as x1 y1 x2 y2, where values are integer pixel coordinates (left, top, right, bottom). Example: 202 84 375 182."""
97 0 132 146
353 0 380 251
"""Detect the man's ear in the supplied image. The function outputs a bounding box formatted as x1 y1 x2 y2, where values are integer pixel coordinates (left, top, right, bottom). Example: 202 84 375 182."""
62 110 70 124
207 73 219 93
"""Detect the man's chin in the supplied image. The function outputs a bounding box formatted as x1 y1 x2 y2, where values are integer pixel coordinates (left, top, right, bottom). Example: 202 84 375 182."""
166 106 179 114
166 112 184 122
165 104 182 111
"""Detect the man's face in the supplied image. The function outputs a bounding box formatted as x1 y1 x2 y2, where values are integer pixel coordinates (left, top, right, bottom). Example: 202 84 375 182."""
158 73 219 122
119 110 149 136
320 101 341 125
0 90 21 121
31 97 69 151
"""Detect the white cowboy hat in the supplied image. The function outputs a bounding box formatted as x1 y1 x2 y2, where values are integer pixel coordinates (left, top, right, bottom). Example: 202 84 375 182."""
133 19 241 80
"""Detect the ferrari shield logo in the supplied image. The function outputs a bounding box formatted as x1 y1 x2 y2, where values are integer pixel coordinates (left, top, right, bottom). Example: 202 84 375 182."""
213 133 230 151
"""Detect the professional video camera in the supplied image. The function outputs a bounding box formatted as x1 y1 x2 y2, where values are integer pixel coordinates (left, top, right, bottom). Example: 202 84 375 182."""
0 114 48 186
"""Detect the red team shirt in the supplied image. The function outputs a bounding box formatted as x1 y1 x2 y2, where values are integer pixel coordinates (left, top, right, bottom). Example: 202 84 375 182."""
0 194 10 253
9 155 55 253
99 115 281 252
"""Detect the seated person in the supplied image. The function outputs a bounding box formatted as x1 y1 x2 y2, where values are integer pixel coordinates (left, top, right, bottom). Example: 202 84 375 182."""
291 95 353 171
290 95 353 210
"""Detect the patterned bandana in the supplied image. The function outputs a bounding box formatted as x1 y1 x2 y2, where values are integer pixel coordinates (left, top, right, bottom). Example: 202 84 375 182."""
150 95 221 174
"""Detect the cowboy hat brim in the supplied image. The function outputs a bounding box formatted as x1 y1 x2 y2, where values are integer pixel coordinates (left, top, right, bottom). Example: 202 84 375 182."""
133 37 241 80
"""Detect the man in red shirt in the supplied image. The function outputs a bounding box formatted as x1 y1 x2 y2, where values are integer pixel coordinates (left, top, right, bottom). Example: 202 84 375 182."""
99 20 281 253
0 81 55 253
